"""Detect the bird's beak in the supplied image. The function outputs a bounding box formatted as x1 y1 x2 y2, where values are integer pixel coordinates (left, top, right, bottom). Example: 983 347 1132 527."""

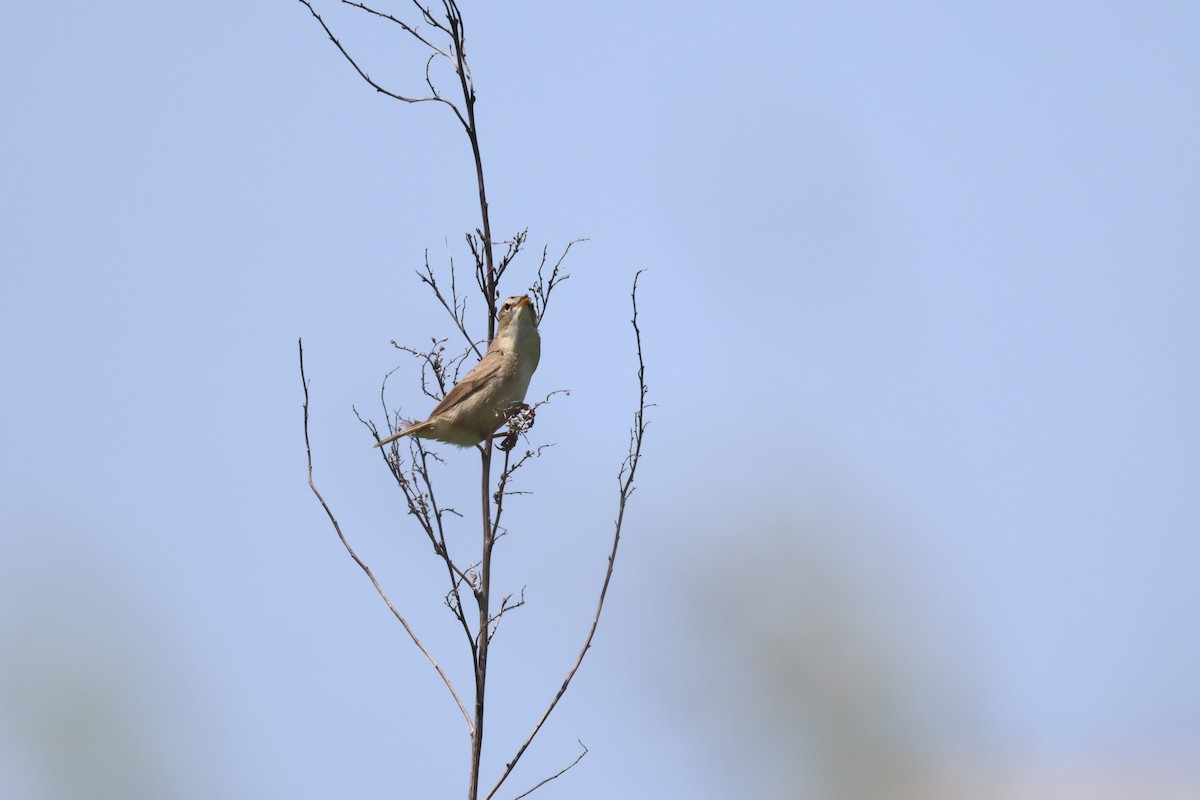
515 295 532 308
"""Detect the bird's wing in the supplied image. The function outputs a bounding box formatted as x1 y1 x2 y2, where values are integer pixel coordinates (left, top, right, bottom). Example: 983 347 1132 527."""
428 349 506 417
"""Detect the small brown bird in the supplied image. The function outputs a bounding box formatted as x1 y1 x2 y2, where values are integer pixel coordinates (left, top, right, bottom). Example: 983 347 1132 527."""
375 295 541 448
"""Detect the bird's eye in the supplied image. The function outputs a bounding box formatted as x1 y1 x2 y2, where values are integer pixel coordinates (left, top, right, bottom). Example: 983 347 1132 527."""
502 301 511 310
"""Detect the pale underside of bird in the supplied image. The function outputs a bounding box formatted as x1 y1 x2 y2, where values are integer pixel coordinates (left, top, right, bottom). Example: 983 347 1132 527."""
374 295 541 448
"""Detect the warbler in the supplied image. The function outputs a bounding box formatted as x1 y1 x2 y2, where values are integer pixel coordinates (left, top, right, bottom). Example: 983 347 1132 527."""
375 295 541 448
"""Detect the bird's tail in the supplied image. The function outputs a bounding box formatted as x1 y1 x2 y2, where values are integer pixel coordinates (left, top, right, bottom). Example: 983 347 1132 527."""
373 419 436 448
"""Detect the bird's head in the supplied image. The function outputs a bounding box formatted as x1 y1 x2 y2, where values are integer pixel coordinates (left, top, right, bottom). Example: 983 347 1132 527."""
497 295 537 331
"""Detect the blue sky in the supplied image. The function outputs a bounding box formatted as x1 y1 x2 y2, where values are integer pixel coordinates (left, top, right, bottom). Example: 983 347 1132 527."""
2 2 1198 798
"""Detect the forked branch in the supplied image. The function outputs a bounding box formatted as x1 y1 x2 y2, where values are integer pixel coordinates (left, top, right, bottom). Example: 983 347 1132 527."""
297 0 466 126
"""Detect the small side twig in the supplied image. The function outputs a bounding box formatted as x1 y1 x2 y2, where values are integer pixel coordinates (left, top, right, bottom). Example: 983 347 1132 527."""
530 238 584 324
343 1 454 61
487 586 527 644
510 741 589 800
494 228 528 287
419 250 483 358
358 397 479 656
391 336 477 402
489 390 567 536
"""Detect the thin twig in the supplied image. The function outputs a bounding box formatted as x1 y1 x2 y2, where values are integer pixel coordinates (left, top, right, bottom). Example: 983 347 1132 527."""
299 338 473 733
494 228 528 287
531 239 584 324
468 232 490 306
419 252 484 358
297 0 468 128
357 404 477 605
392 337 450 401
343 0 455 61
487 586 526 644
485 271 649 799
414 438 480 657
510 741 589 800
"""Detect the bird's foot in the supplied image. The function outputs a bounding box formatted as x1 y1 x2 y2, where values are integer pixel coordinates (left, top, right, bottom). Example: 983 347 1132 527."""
496 403 535 451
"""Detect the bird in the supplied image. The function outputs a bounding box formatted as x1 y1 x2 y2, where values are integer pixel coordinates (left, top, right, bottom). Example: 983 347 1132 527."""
374 295 541 448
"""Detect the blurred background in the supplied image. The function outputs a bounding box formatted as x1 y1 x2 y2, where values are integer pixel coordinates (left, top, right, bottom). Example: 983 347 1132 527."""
2 1 1197 798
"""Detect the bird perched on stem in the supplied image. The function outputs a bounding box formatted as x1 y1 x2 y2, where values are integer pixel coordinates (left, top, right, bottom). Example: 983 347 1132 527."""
375 295 541 448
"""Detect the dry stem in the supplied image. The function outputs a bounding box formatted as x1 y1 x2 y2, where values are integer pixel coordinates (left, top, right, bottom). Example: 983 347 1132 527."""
299 338 472 732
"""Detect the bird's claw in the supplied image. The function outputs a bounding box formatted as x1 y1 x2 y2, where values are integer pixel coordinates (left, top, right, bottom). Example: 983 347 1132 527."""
497 403 535 451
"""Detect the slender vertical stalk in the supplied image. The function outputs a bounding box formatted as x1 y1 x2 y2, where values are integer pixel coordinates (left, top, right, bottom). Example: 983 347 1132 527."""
469 441 494 799
446 7 499 797
429 15 499 792
445 6 497 340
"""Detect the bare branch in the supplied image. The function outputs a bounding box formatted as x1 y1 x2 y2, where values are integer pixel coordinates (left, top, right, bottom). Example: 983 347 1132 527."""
471 438 496 799
489 389 567 540
468 231 490 305
391 338 449 401
358 403 479 603
487 586 526 644
531 239 584 323
494 228 528 287
424 52 443 99
418 250 484 358
510 741 589 800
441 0 474 89
414 437 480 656
343 0 454 61
300 338 472 733
296 0 467 127
407 0 450 33
358 384 481 660
485 272 649 799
